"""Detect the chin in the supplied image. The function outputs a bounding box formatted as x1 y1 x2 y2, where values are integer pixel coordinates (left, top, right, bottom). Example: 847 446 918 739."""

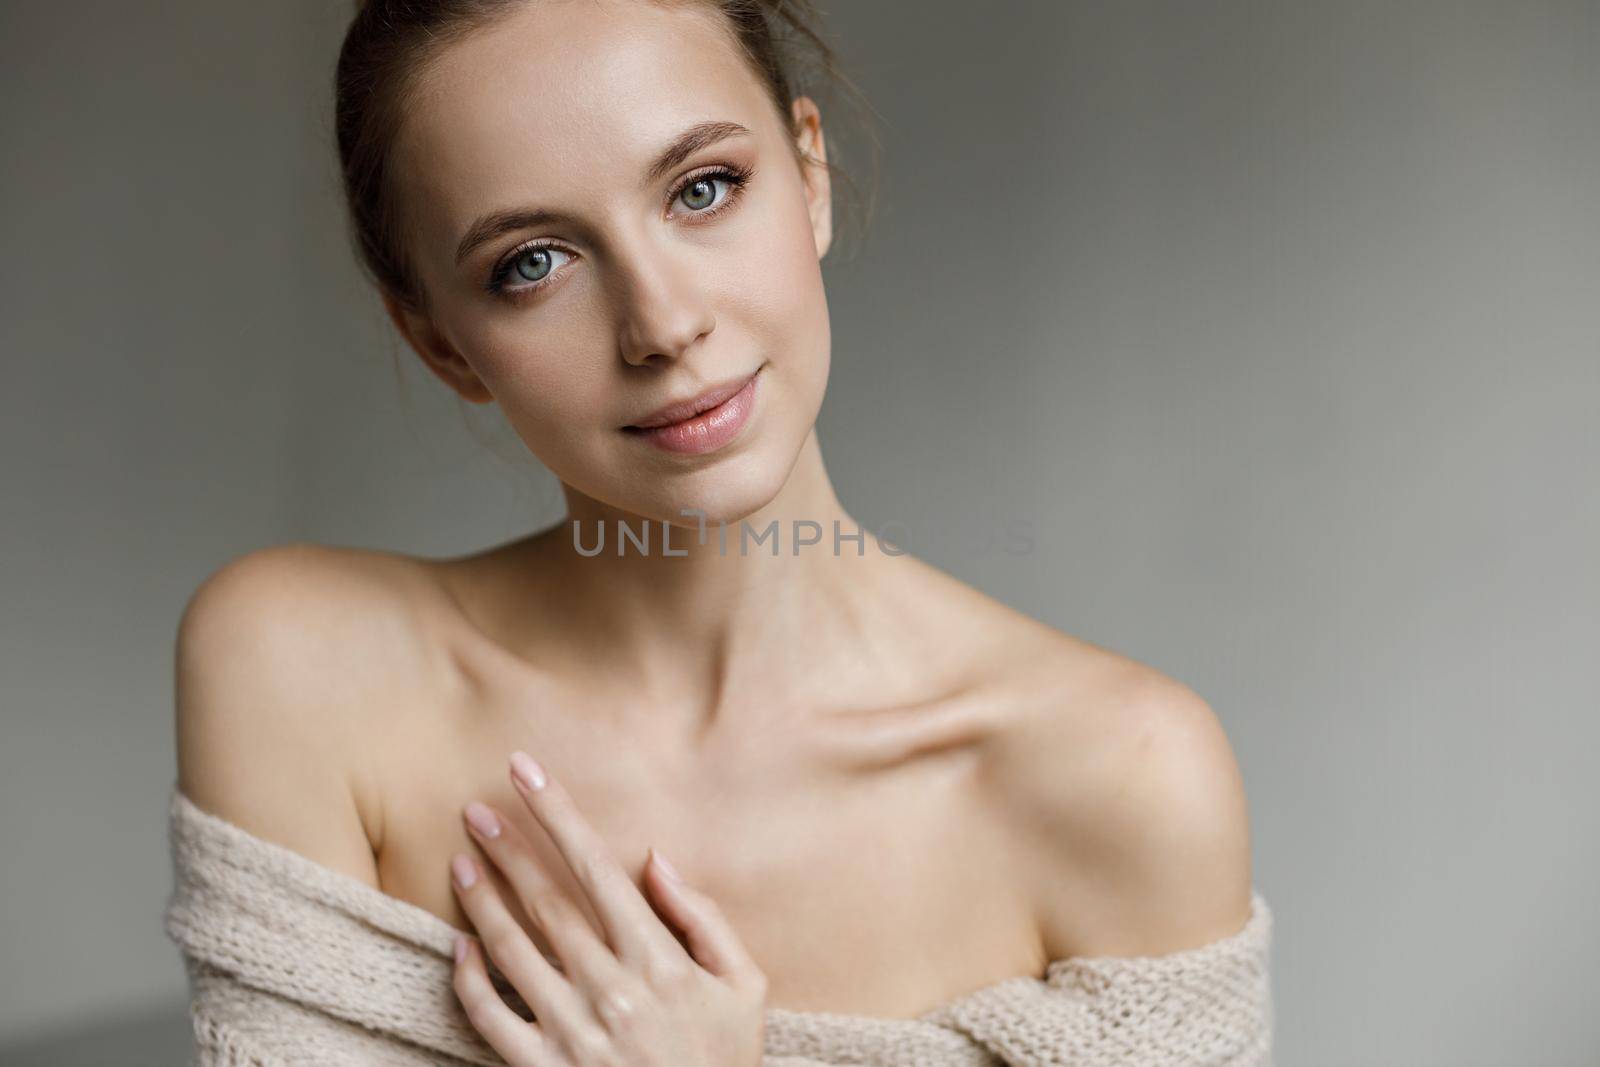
636 437 799 529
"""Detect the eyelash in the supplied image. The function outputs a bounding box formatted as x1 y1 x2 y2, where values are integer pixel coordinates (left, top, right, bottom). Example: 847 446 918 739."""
484 161 756 300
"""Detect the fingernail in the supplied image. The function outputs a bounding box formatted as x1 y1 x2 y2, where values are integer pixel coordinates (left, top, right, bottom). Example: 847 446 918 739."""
463 802 500 839
652 847 683 883
451 853 478 890
453 934 469 964
510 751 547 791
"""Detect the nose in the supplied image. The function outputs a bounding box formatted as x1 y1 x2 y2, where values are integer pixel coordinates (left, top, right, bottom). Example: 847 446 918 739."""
614 238 717 368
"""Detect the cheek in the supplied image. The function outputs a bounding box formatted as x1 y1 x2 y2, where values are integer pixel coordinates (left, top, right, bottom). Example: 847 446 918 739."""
711 181 829 354
450 311 618 459
465 294 606 401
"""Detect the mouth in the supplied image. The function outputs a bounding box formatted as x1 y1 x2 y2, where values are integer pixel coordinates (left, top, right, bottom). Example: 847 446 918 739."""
622 369 763 430
620 367 763 455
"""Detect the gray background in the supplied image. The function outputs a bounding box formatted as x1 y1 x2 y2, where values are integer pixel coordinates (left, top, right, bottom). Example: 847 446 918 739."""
2 1 1596 1064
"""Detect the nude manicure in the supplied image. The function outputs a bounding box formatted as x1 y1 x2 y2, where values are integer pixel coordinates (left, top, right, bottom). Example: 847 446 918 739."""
451 853 478 890
463 802 500 838
510 750 547 790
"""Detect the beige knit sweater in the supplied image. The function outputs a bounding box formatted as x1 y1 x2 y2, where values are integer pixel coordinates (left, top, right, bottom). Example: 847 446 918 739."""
164 788 1274 1066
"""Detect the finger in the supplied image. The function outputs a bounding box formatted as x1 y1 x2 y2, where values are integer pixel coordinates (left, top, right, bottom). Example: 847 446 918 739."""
461 801 634 1002
452 934 569 1067
643 846 766 994
451 852 607 1057
508 751 679 964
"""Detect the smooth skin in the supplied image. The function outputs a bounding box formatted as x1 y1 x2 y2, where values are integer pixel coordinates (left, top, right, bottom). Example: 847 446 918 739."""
174 1 1253 1062
452 752 766 1066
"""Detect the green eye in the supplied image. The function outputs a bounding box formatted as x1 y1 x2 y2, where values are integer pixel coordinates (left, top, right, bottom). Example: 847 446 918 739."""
666 163 753 222
485 164 753 300
487 242 574 297
679 176 723 212
514 248 554 283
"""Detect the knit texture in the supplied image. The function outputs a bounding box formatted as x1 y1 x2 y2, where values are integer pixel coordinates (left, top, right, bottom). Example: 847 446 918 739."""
165 788 1274 1066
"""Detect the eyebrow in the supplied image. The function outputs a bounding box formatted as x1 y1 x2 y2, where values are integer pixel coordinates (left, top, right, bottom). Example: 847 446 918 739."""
453 119 753 267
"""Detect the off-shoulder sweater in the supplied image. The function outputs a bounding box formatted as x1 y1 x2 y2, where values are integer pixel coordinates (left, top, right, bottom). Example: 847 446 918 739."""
163 788 1274 1066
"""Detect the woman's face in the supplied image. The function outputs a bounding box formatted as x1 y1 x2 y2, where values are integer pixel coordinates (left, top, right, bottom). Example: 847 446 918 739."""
386 0 833 526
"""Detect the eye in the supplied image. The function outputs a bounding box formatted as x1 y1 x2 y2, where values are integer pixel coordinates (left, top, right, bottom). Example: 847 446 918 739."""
484 163 753 302
678 176 727 212
487 242 575 298
668 163 754 220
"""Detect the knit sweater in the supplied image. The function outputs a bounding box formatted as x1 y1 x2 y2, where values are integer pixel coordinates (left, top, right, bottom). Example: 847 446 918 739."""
164 788 1274 1066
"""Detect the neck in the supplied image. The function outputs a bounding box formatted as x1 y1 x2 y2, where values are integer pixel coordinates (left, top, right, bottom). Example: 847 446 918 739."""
511 430 913 733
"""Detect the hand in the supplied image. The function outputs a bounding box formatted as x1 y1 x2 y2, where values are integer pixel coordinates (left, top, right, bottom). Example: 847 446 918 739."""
449 750 769 1067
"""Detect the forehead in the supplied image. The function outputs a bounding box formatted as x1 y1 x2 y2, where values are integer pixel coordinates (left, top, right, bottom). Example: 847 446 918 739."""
395 0 772 250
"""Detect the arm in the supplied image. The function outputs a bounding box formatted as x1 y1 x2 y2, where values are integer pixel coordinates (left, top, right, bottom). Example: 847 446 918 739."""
173 543 383 888
997 665 1255 960
955 669 1270 1066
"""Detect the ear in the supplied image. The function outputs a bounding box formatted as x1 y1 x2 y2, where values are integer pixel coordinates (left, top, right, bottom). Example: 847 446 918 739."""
379 291 495 404
789 95 833 260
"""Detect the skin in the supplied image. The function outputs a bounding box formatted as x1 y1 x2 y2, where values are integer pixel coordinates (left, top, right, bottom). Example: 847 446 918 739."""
174 1 1254 1062
452 750 768 1064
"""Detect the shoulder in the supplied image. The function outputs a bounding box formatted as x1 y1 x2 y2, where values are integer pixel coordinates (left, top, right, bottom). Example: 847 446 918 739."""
173 541 454 885
984 640 1254 960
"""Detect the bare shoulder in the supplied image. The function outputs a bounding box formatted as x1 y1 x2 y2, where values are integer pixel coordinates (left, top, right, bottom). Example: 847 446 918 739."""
982 635 1254 960
173 541 453 886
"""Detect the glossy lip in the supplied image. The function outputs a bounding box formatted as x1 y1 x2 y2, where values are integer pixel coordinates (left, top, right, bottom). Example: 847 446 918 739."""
623 370 762 430
621 369 761 455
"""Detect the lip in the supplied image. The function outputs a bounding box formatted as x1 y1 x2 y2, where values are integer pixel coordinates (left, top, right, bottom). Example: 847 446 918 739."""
624 370 762 430
621 368 761 455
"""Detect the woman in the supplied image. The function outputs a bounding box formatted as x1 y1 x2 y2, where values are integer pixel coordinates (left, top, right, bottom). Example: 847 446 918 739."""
166 1 1272 1064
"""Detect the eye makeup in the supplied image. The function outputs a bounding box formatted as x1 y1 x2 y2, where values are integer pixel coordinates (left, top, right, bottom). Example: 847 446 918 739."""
482 160 757 301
